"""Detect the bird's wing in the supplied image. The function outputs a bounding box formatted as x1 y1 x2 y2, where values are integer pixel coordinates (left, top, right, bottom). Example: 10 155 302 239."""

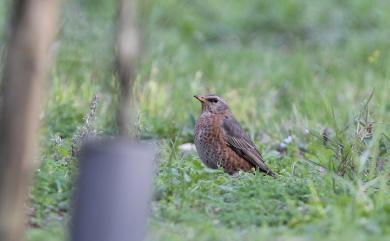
222 116 276 177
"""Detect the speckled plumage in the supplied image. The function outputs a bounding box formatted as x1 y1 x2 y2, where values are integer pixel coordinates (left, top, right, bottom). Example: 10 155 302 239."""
194 94 276 177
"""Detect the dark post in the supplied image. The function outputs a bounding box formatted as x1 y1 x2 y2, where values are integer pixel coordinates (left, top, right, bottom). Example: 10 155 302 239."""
71 140 155 241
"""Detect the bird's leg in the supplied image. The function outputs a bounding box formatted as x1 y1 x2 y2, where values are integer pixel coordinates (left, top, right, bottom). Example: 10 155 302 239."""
231 172 240 178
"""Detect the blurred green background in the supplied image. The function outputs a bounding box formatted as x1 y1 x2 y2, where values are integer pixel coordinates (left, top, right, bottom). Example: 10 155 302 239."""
1 0 390 240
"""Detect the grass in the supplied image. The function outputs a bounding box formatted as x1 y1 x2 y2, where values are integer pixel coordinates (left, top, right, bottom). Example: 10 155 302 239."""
1 0 390 240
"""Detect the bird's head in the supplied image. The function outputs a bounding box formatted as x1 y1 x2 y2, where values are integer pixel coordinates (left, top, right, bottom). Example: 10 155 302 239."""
194 94 229 114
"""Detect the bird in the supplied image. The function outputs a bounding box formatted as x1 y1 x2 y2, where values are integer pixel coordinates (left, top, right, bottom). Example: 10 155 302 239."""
193 94 276 177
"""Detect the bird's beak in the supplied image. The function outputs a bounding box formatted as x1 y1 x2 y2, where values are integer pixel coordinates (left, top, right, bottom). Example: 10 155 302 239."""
194 95 207 103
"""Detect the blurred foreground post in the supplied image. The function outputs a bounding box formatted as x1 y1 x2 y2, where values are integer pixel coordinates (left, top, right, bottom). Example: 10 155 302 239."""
71 140 155 241
0 1 62 241
71 1 155 241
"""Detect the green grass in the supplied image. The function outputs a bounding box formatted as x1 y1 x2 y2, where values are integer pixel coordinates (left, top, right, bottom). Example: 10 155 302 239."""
1 0 390 240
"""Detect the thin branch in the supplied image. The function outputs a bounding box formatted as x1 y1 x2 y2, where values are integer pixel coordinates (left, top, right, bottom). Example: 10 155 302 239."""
116 0 140 136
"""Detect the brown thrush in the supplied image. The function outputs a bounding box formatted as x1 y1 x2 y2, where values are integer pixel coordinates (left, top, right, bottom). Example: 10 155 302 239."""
194 94 276 177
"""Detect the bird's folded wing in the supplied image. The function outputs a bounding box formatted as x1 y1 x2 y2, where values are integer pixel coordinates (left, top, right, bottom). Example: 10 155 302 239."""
222 116 275 176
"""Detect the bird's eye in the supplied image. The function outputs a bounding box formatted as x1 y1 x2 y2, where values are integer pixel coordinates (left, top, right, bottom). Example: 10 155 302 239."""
208 98 218 103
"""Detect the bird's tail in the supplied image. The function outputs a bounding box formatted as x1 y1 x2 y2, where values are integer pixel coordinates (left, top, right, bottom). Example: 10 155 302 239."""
265 169 277 178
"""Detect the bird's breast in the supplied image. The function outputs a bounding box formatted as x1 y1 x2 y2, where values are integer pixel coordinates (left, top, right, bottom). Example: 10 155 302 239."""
194 113 226 168
195 113 224 143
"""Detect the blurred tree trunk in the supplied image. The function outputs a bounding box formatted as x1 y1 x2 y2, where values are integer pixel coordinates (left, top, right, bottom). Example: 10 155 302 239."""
0 1 62 241
116 0 140 136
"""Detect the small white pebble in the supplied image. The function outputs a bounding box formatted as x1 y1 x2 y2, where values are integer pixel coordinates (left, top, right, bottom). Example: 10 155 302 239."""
178 143 196 152
283 135 293 144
